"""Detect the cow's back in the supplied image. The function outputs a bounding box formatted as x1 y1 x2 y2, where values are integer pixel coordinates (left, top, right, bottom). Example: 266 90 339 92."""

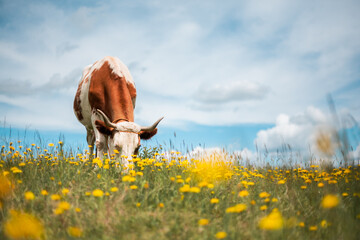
74 57 137 129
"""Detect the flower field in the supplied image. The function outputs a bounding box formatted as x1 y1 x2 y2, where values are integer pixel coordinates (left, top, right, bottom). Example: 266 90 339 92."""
0 142 359 239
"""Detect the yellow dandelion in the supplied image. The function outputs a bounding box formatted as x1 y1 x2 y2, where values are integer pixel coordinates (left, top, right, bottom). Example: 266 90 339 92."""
260 205 268 211
309 225 317 231
342 192 348 197
24 191 35 200
136 202 141 207
298 222 305 227
4 210 44 240
68 226 83 238
75 208 81 212
226 203 247 213
0 174 13 199
215 231 227 239
51 194 61 201
259 208 284 230
40 190 48 196
62 188 70 195
58 201 71 210
110 187 118 192
321 194 339 209
277 180 286 184
318 182 324 188
130 185 138 190
259 192 270 198
158 203 164 208
238 190 249 197
320 220 329 228
210 198 219 204
92 189 104 197
48 143 54 147
198 218 209 226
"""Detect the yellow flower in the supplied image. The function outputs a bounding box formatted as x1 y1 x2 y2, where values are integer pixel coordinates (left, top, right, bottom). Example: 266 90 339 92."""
110 187 118 192
321 194 339 208
62 188 70 195
92 189 104 197
277 180 286 184
198 218 209 226
24 191 35 200
4 210 44 240
260 205 268 211
259 208 284 230
210 198 219 204
298 222 305 227
318 182 324 188
301 185 307 189
68 226 83 238
309 225 317 231
271 198 278 202
259 192 270 198
250 200 256 205
238 190 249 197
75 208 81 212
158 203 164 208
189 187 201 193
58 201 71 210
130 185 138 190
51 194 61 201
136 202 141 207
144 182 149 189
54 208 64 215
48 143 54 147
0 174 13 199
320 220 329 228
226 203 247 213
41 190 48 196
179 184 190 193
215 231 227 239
342 192 348 197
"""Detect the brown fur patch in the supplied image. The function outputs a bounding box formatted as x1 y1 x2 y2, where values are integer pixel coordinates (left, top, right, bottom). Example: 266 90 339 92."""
88 61 136 123
95 120 114 136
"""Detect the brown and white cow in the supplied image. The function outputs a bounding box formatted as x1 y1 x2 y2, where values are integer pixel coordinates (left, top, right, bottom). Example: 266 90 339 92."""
74 56 163 163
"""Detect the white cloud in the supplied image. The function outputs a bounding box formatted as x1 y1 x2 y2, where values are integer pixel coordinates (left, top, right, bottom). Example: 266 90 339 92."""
255 106 328 151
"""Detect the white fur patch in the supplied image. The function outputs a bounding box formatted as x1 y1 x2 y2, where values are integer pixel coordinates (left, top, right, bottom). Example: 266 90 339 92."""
88 56 135 85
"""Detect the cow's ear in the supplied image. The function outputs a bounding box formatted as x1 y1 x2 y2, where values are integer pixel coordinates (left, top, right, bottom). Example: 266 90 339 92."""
139 128 158 140
95 120 113 135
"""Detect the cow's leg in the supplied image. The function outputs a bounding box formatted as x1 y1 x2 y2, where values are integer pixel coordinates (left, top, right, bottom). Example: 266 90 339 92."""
86 128 95 156
94 130 108 160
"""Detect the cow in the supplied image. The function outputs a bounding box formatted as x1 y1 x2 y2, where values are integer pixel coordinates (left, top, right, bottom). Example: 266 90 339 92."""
73 56 163 166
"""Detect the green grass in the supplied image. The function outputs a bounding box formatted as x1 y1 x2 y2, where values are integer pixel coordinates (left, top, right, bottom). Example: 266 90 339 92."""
0 142 359 240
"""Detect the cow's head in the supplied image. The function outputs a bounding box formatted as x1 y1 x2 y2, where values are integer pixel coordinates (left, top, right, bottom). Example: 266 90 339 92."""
95 109 163 157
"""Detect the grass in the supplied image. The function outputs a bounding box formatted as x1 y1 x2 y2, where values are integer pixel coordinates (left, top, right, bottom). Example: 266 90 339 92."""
0 141 359 240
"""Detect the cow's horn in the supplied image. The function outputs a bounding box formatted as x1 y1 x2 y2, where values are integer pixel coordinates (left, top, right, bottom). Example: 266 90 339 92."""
96 109 117 128
140 117 164 132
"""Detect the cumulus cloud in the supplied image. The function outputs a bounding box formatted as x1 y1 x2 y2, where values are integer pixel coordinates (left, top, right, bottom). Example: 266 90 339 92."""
255 106 328 151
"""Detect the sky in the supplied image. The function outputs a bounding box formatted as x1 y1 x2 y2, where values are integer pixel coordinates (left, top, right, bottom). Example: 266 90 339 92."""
0 0 359 158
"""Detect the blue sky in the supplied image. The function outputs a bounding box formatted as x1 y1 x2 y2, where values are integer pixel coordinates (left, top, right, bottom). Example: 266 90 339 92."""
0 0 359 156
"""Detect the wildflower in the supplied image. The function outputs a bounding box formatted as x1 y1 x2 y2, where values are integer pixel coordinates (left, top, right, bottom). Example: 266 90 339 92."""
259 192 270 198
48 143 54 147
0 174 13 199
158 203 164 208
277 180 286 184
226 203 247 213
309 225 317 231
215 231 227 239
179 184 190 193
298 222 305 227
92 189 104 197
68 226 83 238
144 182 149 189
260 205 268 211
259 208 284 230
318 182 324 188
189 187 201 193
271 198 278 202
41 190 48 196
75 208 81 212
342 192 348 197
238 190 249 197
4 210 44 240
130 185 138 190
250 200 256 205
58 201 71 210
301 185 307 189
320 220 329 228
110 187 118 192
321 194 339 208
62 188 70 195
24 191 35 200
136 203 141 207
198 218 209 226
207 183 214 189
51 194 61 201
210 198 219 204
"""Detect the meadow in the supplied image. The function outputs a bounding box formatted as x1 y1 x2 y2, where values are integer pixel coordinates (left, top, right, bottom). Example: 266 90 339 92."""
0 140 359 240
